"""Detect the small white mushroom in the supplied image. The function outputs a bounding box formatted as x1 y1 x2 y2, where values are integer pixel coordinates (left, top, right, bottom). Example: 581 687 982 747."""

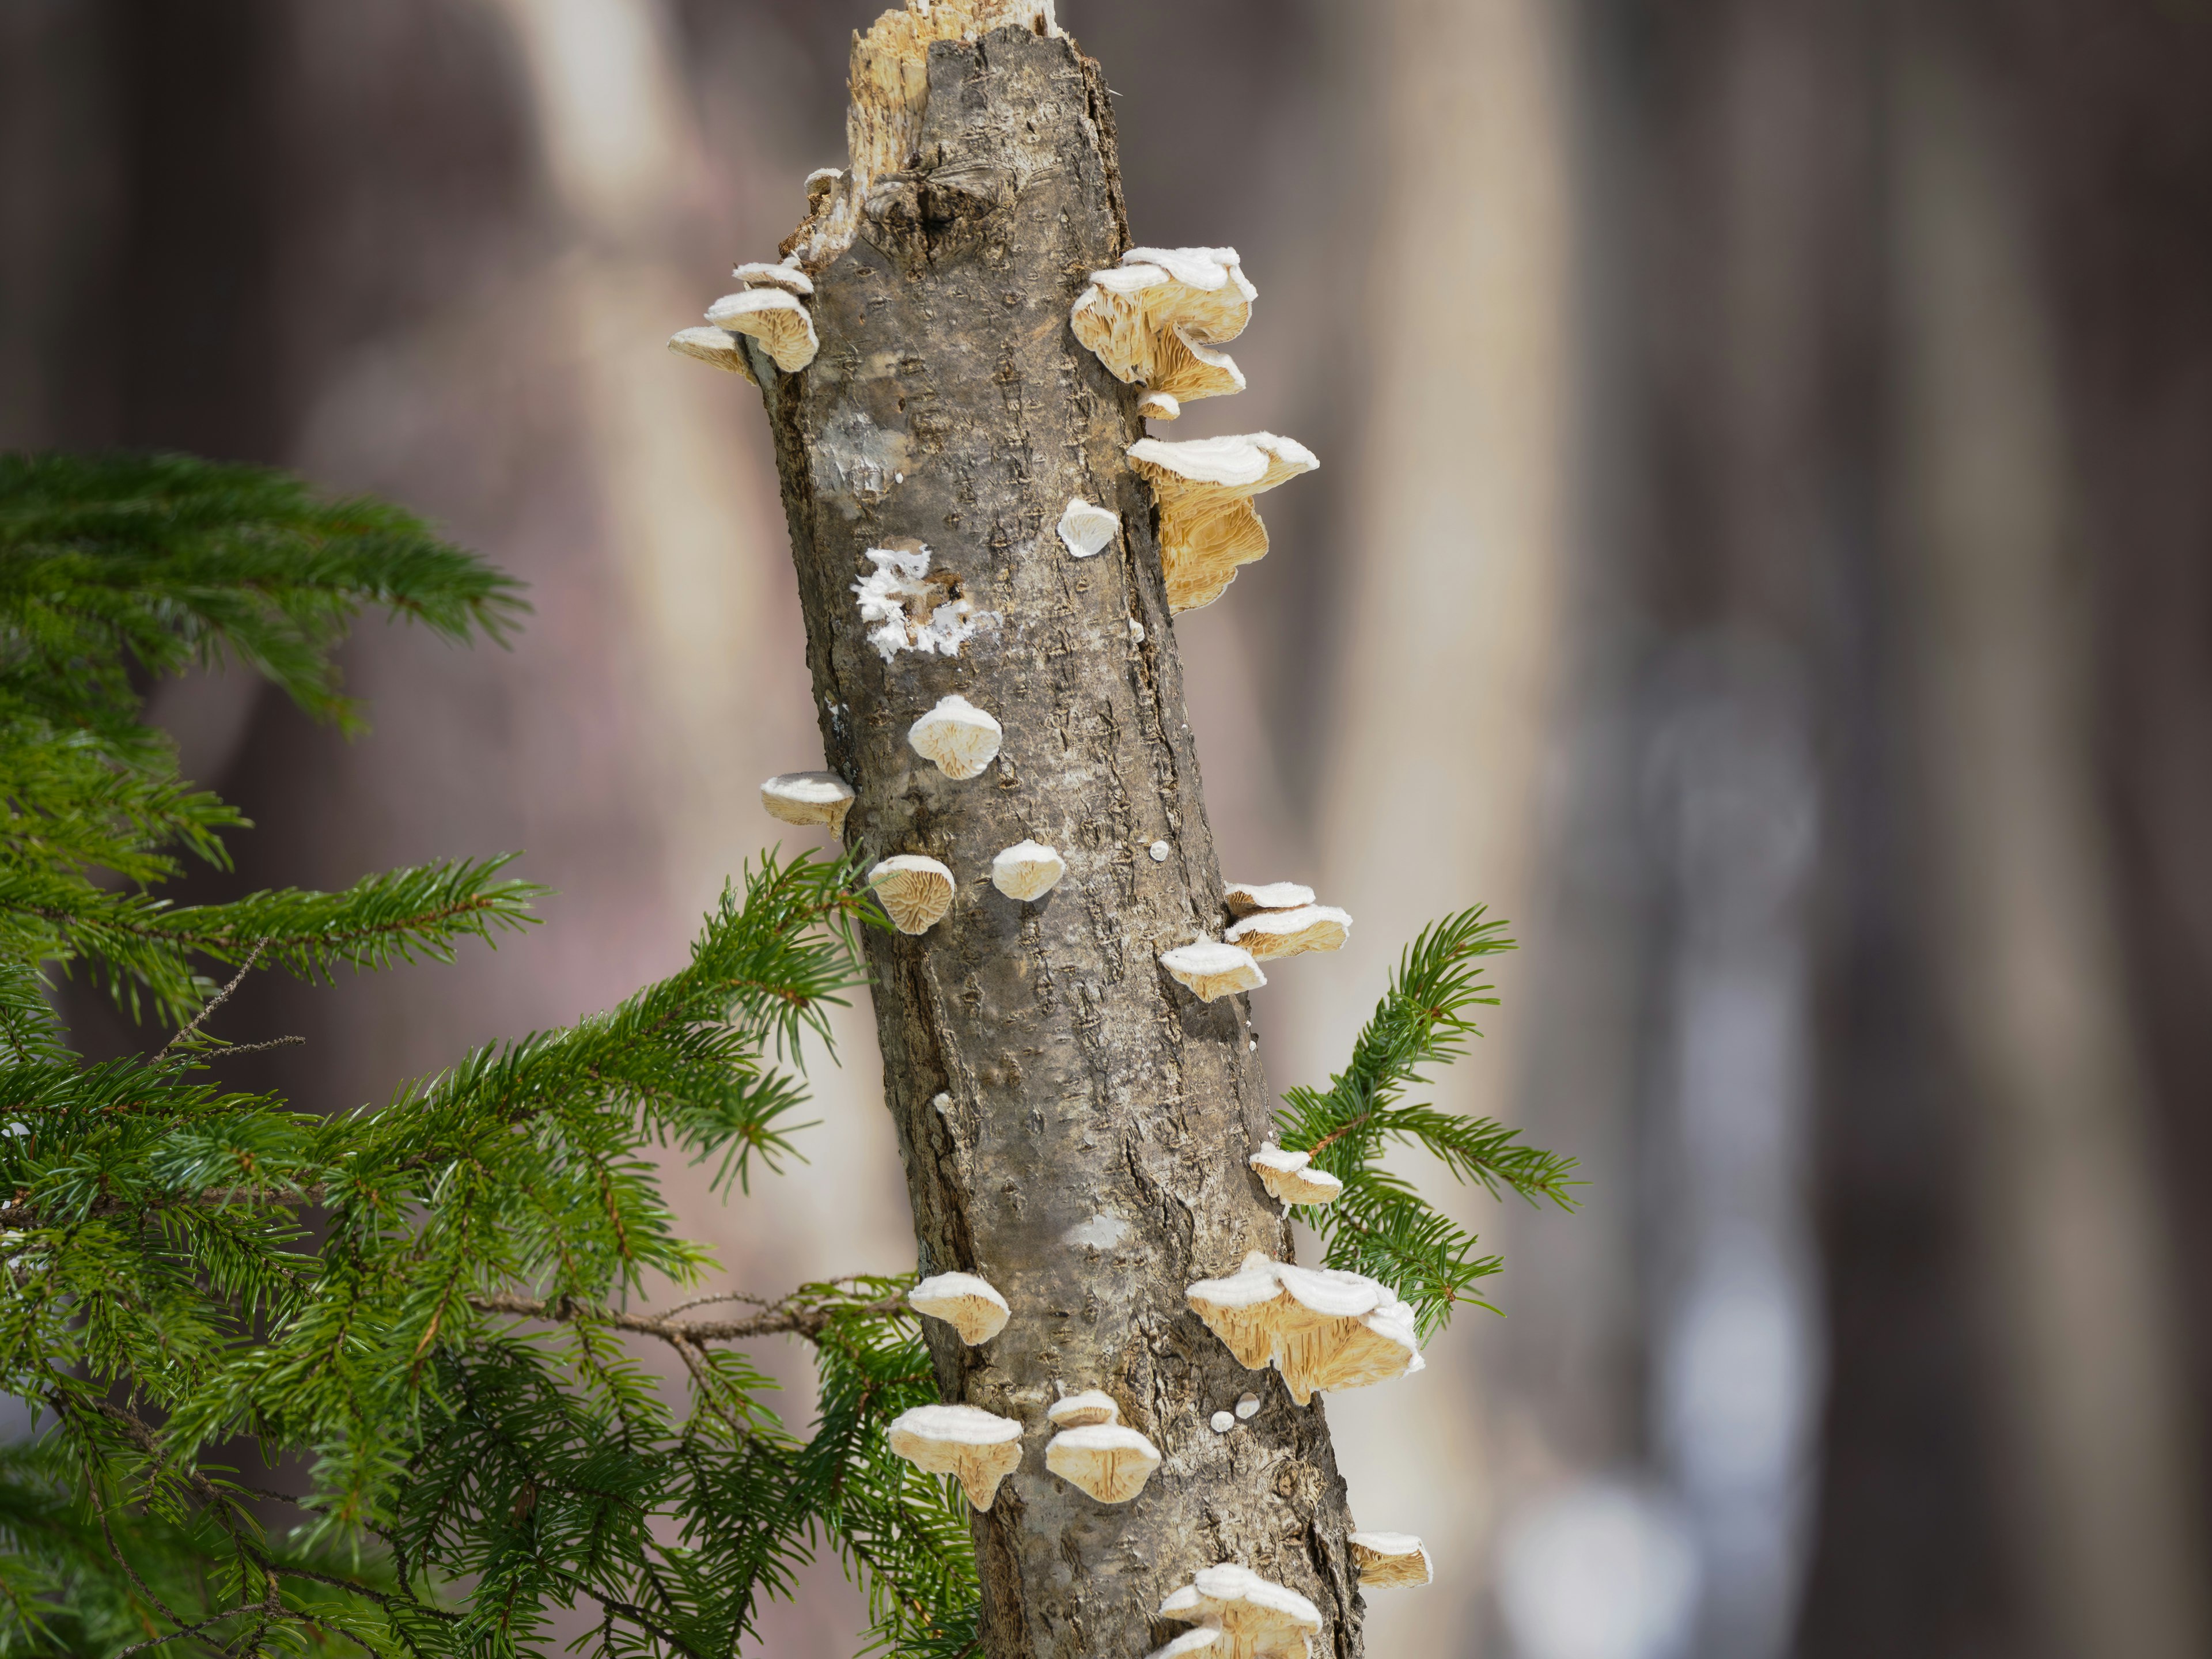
885 1403 1023 1510
1210 1410 1235 1433
1046 1389 1120 1429
991 840 1066 902
1148 840 1171 862
1130 619 1146 643
1157 1563 1323 1659
1222 880 1317 918
1057 497 1122 559
1070 247 1256 418
706 287 819 373
907 694 1003 780
1139 390 1182 421
759 771 855 835
668 325 756 383
1226 905 1351 961
1160 941 1266 1002
1145 1633 1222 1659
1185 1251 1424 1406
1349 1532 1433 1589
732 258 814 295
1127 432 1318 613
1235 1393 1260 1420
1044 1423 1162 1504
804 166 843 206
1248 1146 1344 1208
868 854 956 934
907 1271 1010 1345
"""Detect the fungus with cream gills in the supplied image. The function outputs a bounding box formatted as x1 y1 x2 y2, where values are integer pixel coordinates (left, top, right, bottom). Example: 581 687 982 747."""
1070 247 1256 418
1185 1251 1424 1406
1222 880 1315 918
990 840 1066 902
1146 1633 1223 1659
1056 497 1121 559
1349 1532 1433 1589
1225 904 1351 961
1160 941 1266 1002
706 287 819 373
668 325 755 382
906 1271 1009 1344
759 771 855 836
1248 1146 1343 1208
1045 1389 1119 1429
907 694 1003 780
1157 1563 1323 1659
867 854 955 934
730 259 814 295
1044 1423 1161 1503
1128 432 1318 613
885 1404 1023 1510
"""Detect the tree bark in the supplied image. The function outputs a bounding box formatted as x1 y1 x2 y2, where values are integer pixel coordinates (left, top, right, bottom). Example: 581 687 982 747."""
745 9 1361 1659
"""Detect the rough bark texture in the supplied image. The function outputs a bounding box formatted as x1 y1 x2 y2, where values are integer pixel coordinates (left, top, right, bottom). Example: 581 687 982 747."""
751 16 1361 1659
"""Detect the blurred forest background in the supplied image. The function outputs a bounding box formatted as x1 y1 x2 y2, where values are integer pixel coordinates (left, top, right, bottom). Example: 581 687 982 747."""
6 1 2211 1656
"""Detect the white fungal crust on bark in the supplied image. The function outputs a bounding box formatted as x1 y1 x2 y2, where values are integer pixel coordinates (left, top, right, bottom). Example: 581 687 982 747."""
749 7 1363 1656
1185 1251 1425 1406
1347 1532 1432 1588
1127 432 1320 612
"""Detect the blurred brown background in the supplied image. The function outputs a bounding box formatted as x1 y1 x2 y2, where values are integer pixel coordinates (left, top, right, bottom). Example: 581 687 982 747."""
7 1 2211 1656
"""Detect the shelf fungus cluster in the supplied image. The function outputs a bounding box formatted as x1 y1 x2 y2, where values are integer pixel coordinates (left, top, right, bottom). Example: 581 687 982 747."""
1041 1391 1161 1505
1186 1251 1424 1406
670 256 820 383
1153 1565 1324 1659
1070 247 1255 421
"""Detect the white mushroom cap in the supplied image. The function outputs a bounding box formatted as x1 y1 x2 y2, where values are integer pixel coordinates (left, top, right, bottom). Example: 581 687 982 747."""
733 258 815 295
885 1403 1023 1510
1234 1393 1260 1419
1127 433 1319 613
1158 1563 1323 1659
1248 1146 1344 1207
907 694 1003 780
759 771 855 835
907 1271 1010 1344
668 325 756 384
1159 941 1266 1002
1223 880 1316 918
705 287 819 373
867 854 956 934
1069 248 1255 415
1146 1633 1223 1659
1056 497 1122 558
1046 1389 1120 1429
990 839 1066 902
1349 1532 1433 1589
1225 906 1351 961
804 166 844 204
1139 391 1183 421
1044 1423 1161 1503
1210 1410 1235 1433
1185 1251 1425 1406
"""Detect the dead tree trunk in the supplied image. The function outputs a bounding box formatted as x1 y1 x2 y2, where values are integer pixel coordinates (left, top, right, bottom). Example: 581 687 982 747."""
728 6 1361 1659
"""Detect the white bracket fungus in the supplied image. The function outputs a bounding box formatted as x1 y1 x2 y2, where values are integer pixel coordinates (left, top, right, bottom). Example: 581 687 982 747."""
731 258 814 295
1056 497 1122 559
668 325 756 383
854 548 1000 662
907 1271 1010 1344
759 771 855 836
867 854 956 934
907 693 1003 779
1145 1633 1224 1659
1349 1532 1433 1589
1127 433 1318 613
990 839 1066 902
1045 1389 1120 1429
1070 247 1256 419
1044 1422 1162 1504
1225 905 1351 961
706 287 819 373
1157 1563 1324 1659
1222 880 1316 918
1160 940 1266 1002
1185 1251 1424 1406
1247 1146 1344 1208
885 1403 1023 1510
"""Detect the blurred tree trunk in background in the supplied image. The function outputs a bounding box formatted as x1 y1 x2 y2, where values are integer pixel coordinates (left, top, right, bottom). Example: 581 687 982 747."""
6 2 2212 1656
